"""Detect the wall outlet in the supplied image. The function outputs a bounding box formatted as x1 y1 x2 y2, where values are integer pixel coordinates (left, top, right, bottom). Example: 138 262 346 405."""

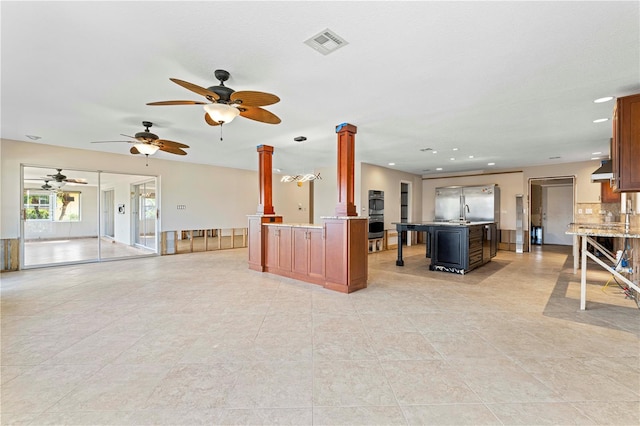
578 208 583 214
585 208 592 214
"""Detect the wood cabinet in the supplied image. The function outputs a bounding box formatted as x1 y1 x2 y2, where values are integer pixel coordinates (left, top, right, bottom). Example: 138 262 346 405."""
601 181 621 203
292 226 324 284
612 93 640 192
248 215 282 271
259 218 367 293
323 218 368 293
264 225 291 273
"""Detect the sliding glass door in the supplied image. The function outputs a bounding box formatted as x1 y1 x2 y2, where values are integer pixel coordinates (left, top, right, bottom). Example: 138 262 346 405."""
21 166 158 268
133 179 157 251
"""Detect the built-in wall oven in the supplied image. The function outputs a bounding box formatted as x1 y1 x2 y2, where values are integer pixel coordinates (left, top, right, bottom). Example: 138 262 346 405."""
368 190 384 239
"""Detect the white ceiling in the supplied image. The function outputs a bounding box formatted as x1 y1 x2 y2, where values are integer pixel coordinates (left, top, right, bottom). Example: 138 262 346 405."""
2 1 638 177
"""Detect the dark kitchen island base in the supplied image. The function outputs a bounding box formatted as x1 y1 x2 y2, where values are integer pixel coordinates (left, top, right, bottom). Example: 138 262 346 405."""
393 221 496 274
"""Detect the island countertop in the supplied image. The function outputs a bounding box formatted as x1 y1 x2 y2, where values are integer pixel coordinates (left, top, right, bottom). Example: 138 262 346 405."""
392 221 494 228
565 222 640 238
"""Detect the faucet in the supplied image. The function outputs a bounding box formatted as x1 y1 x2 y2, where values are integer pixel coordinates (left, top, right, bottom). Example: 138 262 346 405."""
624 198 634 233
461 204 470 222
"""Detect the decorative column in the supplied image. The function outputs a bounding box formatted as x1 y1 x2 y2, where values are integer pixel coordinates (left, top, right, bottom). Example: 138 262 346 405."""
335 123 358 217
256 144 275 215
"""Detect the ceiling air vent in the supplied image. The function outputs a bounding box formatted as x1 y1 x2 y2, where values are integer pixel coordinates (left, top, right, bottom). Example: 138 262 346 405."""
304 28 348 55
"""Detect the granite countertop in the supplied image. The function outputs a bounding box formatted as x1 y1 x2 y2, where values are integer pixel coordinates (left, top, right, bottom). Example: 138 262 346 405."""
392 221 495 227
263 222 323 229
565 222 640 238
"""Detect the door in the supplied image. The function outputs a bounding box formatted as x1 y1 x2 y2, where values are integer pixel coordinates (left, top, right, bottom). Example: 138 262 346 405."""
21 166 99 268
542 185 573 245
102 189 115 239
133 180 157 251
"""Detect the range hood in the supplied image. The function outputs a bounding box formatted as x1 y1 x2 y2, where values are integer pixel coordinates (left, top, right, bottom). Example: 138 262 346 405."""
591 160 613 182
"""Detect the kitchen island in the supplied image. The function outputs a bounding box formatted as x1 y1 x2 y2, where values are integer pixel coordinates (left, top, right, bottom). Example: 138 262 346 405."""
394 221 496 274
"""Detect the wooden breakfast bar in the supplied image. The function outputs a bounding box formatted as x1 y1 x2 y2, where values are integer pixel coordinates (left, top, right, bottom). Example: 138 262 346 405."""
248 123 369 293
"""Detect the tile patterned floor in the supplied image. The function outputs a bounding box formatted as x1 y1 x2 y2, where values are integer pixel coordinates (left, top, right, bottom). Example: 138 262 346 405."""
1 244 639 425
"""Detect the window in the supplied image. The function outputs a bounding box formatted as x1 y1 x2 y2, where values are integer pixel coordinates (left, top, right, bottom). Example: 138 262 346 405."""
23 190 81 222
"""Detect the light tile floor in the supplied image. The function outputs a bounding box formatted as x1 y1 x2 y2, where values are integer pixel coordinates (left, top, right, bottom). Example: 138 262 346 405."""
1 244 639 425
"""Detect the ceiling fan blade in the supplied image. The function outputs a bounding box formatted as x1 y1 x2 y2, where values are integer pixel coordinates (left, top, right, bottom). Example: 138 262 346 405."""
231 91 280 107
146 100 207 106
239 106 281 124
158 146 188 156
120 134 137 140
64 179 87 184
130 146 140 155
204 112 221 126
155 139 190 149
170 78 220 101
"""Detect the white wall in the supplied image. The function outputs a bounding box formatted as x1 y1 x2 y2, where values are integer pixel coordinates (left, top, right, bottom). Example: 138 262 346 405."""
1 139 308 238
360 163 423 231
312 166 339 224
2 139 604 242
421 160 603 230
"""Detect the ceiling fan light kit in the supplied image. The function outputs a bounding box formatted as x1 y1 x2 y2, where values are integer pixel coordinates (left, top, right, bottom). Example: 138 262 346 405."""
134 143 160 156
203 103 240 124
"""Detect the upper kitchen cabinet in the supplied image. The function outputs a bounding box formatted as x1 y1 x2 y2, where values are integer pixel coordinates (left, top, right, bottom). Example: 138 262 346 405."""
612 93 640 192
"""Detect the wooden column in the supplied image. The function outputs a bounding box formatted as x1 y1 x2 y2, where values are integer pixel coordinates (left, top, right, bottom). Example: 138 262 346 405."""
335 123 357 216
256 144 275 215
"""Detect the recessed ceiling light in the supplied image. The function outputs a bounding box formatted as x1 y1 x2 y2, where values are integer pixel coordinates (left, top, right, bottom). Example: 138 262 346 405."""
593 118 609 123
452 148 458 151
432 150 438 154
590 157 601 160
388 162 395 166
487 162 495 166
26 135 42 140
594 96 614 103
468 155 474 159
450 157 455 161
591 151 602 155
274 168 281 172
436 167 443 171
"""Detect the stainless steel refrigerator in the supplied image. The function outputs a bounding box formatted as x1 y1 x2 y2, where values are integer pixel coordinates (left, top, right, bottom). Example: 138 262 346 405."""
435 184 500 227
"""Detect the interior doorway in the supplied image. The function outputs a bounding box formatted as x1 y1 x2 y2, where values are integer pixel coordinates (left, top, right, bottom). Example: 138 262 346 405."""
400 181 411 245
529 177 575 248
102 189 115 239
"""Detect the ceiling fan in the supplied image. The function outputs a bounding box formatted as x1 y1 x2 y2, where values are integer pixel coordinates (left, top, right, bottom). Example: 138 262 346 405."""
91 121 189 164
45 169 88 185
26 169 89 191
147 69 281 140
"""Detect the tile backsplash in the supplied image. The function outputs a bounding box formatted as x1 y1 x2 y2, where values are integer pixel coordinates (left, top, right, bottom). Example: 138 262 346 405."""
575 202 621 223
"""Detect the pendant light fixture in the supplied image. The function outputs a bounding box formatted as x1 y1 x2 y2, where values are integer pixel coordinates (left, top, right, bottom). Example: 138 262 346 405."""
280 136 322 186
